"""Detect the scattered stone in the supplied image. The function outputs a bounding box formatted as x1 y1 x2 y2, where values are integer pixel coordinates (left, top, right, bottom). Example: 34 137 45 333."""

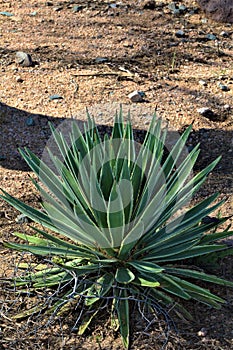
197 328 208 337
168 42 179 47
25 117 35 126
109 3 118 9
175 30 185 38
30 11 38 16
197 107 216 118
15 76 24 83
54 6 63 12
128 91 145 102
72 5 83 13
49 94 63 101
95 57 108 63
123 42 133 48
218 82 230 91
15 214 30 224
189 7 200 15
0 11 14 17
223 104 230 110
168 3 187 15
178 4 187 13
168 3 180 15
15 51 33 67
197 0 233 23
201 18 208 23
199 79 207 86
220 30 229 37
206 33 217 40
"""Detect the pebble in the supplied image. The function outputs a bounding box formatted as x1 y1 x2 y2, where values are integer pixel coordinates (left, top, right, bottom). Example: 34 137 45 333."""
15 214 30 224
15 75 24 83
168 3 180 15
178 4 187 13
220 31 229 37
128 90 145 102
0 11 14 17
175 30 185 38
49 94 63 101
109 3 117 9
95 57 108 63
218 82 230 91
30 11 38 16
199 80 207 86
188 8 199 15
72 5 83 13
15 51 33 67
197 328 208 337
206 34 217 41
197 107 215 118
54 6 63 12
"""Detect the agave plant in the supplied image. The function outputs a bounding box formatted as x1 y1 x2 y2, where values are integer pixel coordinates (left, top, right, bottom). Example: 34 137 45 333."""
1 109 233 349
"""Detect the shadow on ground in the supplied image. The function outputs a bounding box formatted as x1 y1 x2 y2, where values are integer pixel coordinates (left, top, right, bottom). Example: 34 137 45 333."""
0 102 232 177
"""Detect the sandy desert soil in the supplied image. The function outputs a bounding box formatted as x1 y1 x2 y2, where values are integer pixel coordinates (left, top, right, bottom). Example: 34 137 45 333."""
0 1 233 349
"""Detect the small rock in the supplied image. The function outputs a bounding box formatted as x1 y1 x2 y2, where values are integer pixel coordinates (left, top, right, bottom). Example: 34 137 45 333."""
49 94 63 101
168 2 180 14
15 214 30 224
197 107 216 118
199 79 207 86
26 116 35 126
175 30 185 38
30 11 38 16
16 75 24 83
109 3 118 9
0 11 14 17
0 155 6 161
72 5 83 13
206 34 217 41
128 91 145 102
220 31 229 37
218 82 230 91
95 57 108 63
198 328 208 337
54 6 63 12
201 18 208 23
223 104 230 110
169 42 179 47
178 4 187 13
189 7 199 15
15 51 33 67
123 42 133 48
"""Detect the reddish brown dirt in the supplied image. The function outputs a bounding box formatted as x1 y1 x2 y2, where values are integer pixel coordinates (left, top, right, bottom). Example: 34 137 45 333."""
0 1 232 349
